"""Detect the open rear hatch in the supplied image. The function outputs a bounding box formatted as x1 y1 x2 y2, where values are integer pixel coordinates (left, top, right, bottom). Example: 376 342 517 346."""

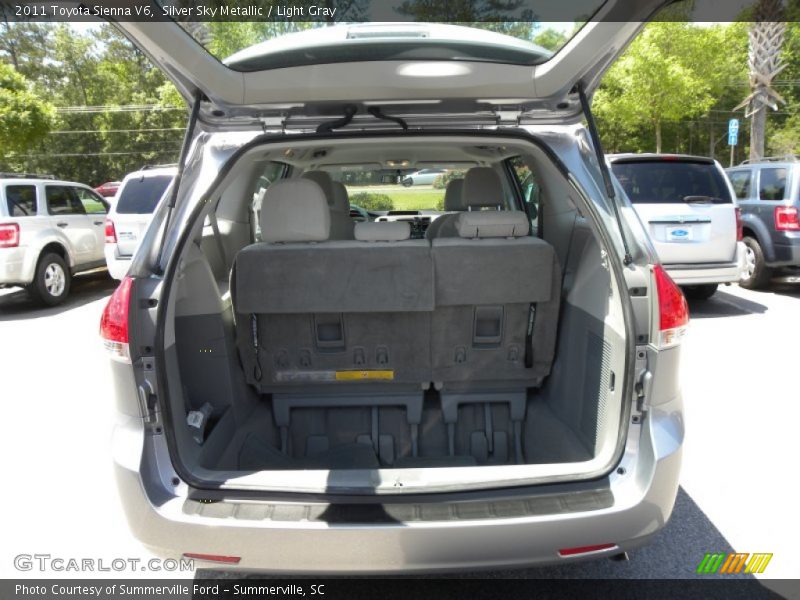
111 0 669 130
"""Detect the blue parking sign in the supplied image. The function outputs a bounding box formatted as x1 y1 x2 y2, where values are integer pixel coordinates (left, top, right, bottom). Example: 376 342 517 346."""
728 118 739 146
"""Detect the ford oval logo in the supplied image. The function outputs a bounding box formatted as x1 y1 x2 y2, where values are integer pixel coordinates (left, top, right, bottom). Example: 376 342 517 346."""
671 229 689 237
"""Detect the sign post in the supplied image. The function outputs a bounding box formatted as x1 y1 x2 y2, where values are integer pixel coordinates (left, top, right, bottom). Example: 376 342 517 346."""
728 118 739 167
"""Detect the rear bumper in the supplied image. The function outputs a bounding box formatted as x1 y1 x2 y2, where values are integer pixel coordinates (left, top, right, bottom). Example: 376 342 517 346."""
766 233 800 267
664 242 745 286
105 244 132 281
0 247 34 286
112 393 683 573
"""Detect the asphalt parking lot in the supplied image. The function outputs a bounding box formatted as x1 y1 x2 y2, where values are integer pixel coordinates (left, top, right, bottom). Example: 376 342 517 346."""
0 274 798 596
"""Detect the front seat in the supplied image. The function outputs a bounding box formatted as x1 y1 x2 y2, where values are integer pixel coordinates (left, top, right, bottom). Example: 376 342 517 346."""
301 171 355 240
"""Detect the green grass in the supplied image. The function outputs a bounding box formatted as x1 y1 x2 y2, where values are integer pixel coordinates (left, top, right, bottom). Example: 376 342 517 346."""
346 185 444 211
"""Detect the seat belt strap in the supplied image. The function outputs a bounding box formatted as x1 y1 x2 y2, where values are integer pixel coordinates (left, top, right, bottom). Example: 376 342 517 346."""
525 304 536 369
209 211 227 269
250 313 262 381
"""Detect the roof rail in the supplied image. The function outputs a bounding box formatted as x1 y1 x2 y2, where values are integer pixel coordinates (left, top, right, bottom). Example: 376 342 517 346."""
0 172 56 180
140 163 178 170
738 155 799 165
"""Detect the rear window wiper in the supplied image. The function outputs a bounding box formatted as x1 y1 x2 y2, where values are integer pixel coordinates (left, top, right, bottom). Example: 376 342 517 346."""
683 195 722 204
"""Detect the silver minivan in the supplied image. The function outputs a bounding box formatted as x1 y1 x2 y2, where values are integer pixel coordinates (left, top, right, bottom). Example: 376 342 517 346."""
103 7 686 572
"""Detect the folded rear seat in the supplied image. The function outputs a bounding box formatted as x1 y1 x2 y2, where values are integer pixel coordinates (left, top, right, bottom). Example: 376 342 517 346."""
431 211 561 462
232 178 433 457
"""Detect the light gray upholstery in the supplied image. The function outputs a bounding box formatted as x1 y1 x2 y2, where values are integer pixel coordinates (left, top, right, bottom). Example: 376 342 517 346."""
235 240 433 314
426 168 506 240
456 211 530 239
425 179 465 241
462 166 503 208
301 171 336 204
355 221 411 242
331 181 350 213
443 178 465 211
302 171 355 240
431 212 561 390
260 179 330 243
232 182 435 394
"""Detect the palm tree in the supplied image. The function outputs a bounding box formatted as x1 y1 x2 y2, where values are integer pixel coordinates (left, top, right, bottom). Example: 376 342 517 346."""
735 0 786 162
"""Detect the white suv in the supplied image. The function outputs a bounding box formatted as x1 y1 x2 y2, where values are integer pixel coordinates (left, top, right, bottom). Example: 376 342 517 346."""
0 173 109 305
104 165 176 280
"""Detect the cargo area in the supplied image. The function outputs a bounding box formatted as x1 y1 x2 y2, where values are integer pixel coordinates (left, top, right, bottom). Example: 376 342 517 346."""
157 134 630 493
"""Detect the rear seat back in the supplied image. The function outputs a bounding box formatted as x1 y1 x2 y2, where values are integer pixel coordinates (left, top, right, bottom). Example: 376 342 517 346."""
431 210 561 461
431 211 561 390
232 179 433 394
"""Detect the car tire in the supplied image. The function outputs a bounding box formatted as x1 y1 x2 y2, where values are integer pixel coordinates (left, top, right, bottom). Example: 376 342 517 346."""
740 236 771 290
402 178 413 187
27 252 71 306
682 284 717 301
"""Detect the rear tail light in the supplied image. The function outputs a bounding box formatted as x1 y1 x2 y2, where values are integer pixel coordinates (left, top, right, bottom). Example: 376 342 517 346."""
558 543 618 557
0 223 20 248
100 276 133 362
774 206 800 231
654 264 688 348
104 219 117 243
735 207 743 241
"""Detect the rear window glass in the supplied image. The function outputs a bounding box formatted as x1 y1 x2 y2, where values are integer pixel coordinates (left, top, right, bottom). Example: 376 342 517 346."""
115 175 173 215
758 168 787 201
5 185 37 217
610 161 732 204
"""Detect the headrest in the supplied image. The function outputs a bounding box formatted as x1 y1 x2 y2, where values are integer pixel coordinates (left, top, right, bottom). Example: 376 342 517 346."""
443 178 465 211
331 181 351 213
260 179 330 243
354 221 411 242
462 167 503 208
301 171 335 207
456 211 530 239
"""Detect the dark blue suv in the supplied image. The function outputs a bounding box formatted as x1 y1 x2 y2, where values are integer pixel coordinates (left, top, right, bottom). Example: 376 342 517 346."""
726 159 800 288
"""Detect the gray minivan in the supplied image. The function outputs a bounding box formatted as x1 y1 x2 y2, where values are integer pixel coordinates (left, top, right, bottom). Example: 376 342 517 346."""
726 159 800 288
102 8 686 573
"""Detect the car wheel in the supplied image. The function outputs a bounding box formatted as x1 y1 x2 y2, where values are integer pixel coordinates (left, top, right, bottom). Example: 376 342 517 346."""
28 252 71 306
739 236 771 290
682 284 717 301
402 178 413 187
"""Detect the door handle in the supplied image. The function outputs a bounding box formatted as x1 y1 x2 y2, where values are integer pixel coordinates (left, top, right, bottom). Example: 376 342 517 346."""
57 222 68 228
93 220 104 225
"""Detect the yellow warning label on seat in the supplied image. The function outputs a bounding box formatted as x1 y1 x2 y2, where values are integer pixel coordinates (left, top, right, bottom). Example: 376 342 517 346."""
335 370 395 381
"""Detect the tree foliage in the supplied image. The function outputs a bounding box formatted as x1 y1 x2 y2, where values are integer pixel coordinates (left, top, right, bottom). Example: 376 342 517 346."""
594 22 748 153
0 62 54 154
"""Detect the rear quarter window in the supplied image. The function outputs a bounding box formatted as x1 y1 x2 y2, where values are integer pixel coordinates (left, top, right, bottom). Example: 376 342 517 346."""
5 185 37 217
758 168 788 201
610 160 732 204
115 174 173 215
727 170 752 200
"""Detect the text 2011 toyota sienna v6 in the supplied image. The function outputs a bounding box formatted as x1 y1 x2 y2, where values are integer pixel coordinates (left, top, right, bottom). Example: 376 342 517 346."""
102 5 687 573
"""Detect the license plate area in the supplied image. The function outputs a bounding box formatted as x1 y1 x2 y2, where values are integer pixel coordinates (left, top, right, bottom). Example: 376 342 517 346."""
666 225 693 242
